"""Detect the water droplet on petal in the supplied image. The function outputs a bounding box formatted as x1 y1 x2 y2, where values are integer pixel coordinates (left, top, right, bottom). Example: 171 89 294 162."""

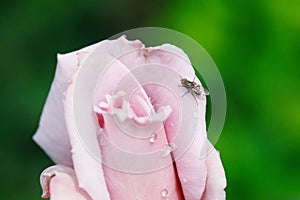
193 111 199 118
149 133 158 144
96 127 103 136
170 123 174 127
161 188 168 198
161 143 176 157
169 143 177 150
161 145 171 157
98 134 107 146
182 178 187 183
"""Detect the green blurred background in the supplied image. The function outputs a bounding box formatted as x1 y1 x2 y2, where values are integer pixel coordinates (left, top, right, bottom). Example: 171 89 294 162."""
0 0 299 199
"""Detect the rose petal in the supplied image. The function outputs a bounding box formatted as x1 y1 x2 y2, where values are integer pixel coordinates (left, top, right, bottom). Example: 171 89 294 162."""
119 43 221 199
101 41 213 199
62 37 154 199
34 36 146 199
201 146 227 200
63 58 111 200
143 45 226 199
33 40 103 167
34 36 226 200
91 53 183 199
33 36 142 167
40 165 91 200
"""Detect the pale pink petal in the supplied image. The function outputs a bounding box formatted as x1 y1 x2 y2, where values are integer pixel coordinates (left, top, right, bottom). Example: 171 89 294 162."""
118 43 216 199
34 36 146 199
40 165 91 200
96 41 214 199
91 53 183 199
33 41 102 167
63 60 111 200
135 44 216 199
201 147 227 200
91 39 218 200
34 36 226 200
33 36 142 167
62 37 149 199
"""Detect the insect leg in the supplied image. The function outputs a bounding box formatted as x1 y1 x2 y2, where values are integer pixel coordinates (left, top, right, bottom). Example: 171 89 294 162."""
182 90 190 97
192 93 199 106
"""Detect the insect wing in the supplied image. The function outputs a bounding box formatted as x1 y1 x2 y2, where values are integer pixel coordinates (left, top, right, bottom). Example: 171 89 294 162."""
195 85 209 96
192 86 201 95
202 87 209 95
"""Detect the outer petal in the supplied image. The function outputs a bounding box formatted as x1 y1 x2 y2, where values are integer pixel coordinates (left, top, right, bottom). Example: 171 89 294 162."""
201 146 227 200
63 58 110 200
62 37 150 199
40 165 91 200
33 35 143 167
33 41 101 167
34 36 145 199
140 45 217 199
143 45 223 200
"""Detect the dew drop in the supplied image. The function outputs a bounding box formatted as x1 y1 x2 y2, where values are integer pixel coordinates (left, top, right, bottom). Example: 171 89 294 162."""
169 143 177 150
161 145 171 157
161 143 177 157
182 178 187 183
149 133 158 144
99 134 107 146
96 127 103 136
193 111 199 118
170 123 174 127
161 188 168 198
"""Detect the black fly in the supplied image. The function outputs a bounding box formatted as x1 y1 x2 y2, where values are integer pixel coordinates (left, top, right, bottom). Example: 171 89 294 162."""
179 76 209 105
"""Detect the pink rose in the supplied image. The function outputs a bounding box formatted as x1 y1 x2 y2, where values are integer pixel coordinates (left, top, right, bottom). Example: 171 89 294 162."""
33 36 226 200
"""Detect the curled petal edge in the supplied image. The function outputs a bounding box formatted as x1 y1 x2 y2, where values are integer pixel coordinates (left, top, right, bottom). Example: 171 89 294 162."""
40 165 91 200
